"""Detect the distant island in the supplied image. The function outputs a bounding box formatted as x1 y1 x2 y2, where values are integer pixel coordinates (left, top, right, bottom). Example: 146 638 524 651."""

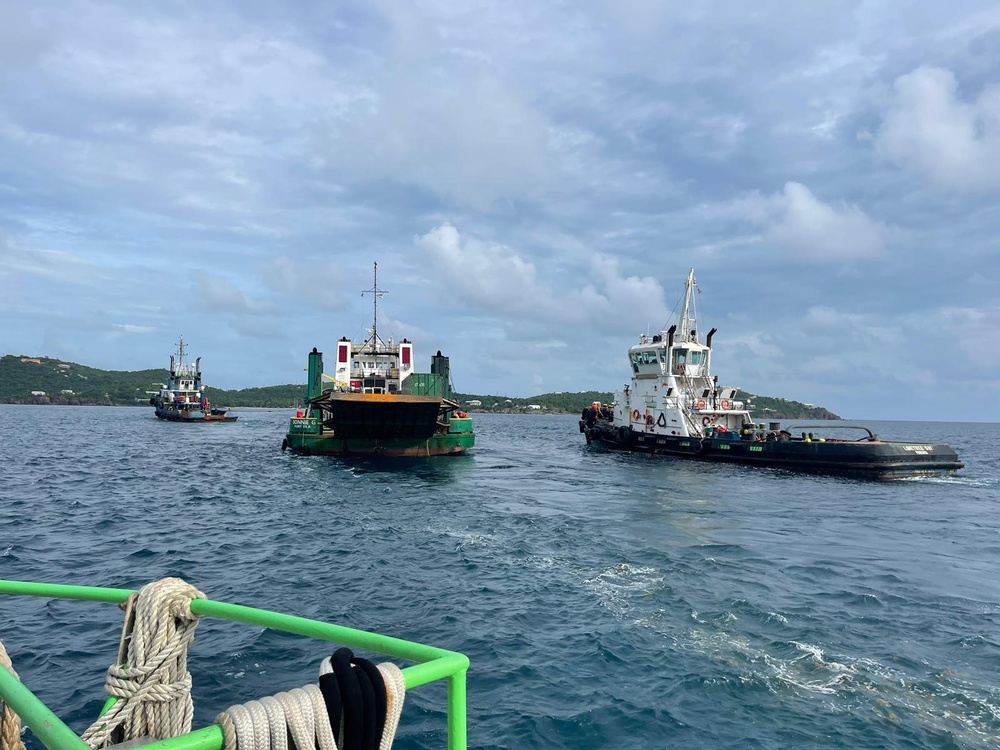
0 354 842 420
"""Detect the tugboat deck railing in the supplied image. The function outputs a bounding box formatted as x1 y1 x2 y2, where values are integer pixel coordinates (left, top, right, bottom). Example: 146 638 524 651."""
0 580 469 750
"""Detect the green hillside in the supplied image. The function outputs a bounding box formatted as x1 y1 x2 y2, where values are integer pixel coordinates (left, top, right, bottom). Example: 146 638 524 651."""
0 355 840 419
0 355 169 405
0 355 304 407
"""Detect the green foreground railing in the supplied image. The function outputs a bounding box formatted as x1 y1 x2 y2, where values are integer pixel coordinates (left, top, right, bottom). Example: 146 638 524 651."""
0 580 469 750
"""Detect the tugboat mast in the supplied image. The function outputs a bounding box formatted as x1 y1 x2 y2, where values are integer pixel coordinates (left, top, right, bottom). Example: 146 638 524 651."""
677 268 698 344
361 262 388 354
175 336 187 367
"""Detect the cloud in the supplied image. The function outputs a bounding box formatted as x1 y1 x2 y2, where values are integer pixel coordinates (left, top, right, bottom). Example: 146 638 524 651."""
940 304 1000 369
413 223 669 332
735 182 892 260
875 66 1000 192
190 271 274 315
413 224 557 318
332 73 552 210
259 256 349 310
0 233 108 287
114 324 155 334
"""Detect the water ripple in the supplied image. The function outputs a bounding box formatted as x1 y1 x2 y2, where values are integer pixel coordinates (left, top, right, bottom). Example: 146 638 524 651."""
1 407 998 749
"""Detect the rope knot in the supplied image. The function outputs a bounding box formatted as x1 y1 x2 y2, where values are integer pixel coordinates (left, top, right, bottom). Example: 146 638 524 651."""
80 578 206 749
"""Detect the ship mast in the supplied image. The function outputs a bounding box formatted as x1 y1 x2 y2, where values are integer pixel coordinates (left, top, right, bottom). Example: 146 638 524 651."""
678 268 697 343
361 262 388 353
176 336 187 368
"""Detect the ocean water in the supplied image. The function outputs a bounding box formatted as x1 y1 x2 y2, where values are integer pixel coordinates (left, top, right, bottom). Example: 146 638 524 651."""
1 405 999 750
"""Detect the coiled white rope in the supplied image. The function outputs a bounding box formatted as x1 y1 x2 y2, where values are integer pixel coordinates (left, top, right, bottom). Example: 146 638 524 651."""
0 640 27 750
216 662 405 750
81 578 206 748
375 663 405 750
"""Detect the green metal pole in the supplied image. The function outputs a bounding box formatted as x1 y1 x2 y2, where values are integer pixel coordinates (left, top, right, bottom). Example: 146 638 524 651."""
0 581 469 749
0 664 91 750
448 667 469 750
190 599 462 671
0 580 131 604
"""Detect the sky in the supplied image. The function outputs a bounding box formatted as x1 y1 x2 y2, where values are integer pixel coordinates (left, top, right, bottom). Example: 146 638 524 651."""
1 1 999 422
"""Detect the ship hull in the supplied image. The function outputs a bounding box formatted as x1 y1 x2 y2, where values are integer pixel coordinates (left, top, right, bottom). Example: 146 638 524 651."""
285 393 474 457
283 431 474 457
583 424 963 479
154 408 238 423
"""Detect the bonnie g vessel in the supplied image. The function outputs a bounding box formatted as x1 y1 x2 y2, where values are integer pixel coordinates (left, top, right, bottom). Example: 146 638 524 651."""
283 263 474 457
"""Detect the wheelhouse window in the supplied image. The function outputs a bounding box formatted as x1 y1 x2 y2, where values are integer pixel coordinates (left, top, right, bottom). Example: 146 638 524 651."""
632 350 661 370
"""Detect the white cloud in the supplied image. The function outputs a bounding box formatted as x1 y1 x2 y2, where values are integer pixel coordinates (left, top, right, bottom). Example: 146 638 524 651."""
190 271 274 315
0 234 107 286
875 66 1000 192
413 223 669 333
333 74 552 210
413 224 557 318
940 305 1000 369
259 257 349 310
114 324 155 334
736 182 891 260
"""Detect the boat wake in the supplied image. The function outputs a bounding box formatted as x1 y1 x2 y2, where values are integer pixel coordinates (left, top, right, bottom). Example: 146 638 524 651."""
582 563 667 621
900 474 999 488
676 619 1000 746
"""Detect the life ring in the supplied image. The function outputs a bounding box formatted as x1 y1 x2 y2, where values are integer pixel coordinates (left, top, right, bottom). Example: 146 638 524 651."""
720 399 731 410
702 416 712 426
696 399 706 410
645 414 654 426
631 409 641 422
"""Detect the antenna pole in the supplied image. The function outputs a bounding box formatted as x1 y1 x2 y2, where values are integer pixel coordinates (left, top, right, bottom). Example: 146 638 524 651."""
361 262 388 353
679 268 696 342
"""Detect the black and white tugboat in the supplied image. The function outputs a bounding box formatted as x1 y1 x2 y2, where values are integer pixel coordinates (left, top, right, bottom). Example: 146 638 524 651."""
149 337 237 422
581 269 963 479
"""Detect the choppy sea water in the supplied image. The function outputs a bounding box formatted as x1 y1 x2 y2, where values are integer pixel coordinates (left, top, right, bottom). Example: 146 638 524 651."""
1 405 999 749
